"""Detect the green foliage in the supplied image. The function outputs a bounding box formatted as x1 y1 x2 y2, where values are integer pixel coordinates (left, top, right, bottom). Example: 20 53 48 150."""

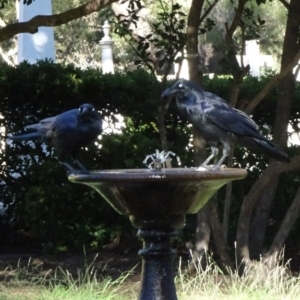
52 0 111 67
201 0 286 66
0 0 8 9
203 74 300 250
23 0 34 5
0 61 166 252
199 18 216 35
0 61 196 252
241 6 265 41
1 61 299 255
113 1 187 76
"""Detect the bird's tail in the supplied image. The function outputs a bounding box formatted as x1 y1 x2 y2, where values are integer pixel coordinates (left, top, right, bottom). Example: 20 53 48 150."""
8 132 41 141
253 138 290 163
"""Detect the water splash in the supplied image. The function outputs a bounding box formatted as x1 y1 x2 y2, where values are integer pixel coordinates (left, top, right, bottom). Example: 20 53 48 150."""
143 150 181 169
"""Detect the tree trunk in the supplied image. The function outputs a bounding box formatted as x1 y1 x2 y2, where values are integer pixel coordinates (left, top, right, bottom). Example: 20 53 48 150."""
186 0 211 264
223 149 234 242
236 157 300 265
188 204 211 270
249 178 278 259
157 98 172 152
224 0 250 107
186 0 205 85
247 0 299 261
264 186 300 268
209 198 234 270
236 0 300 265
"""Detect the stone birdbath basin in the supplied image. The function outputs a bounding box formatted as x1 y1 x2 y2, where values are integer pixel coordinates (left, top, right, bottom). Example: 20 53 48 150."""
68 167 247 300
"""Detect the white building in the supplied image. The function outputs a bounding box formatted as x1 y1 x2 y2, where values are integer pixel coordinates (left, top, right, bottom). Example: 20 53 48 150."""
237 40 274 77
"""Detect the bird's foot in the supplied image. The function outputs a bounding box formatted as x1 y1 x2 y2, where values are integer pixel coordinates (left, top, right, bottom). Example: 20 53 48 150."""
196 163 214 171
73 159 87 171
61 160 87 174
196 166 208 172
196 164 227 171
211 164 227 171
61 162 77 173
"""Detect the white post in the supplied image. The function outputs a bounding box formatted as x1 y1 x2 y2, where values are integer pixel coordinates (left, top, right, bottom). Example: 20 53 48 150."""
100 20 114 74
17 0 56 64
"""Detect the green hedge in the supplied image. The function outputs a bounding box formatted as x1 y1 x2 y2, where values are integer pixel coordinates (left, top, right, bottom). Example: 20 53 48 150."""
0 61 190 252
0 61 299 254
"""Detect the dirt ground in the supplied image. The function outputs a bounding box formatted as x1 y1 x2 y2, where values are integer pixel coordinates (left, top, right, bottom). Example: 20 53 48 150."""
0 245 145 299
0 249 142 282
0 229 191 289
0 227 145 284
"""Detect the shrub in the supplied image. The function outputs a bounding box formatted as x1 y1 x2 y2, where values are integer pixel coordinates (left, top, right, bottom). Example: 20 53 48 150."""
0 61 299 255
0 61 167 252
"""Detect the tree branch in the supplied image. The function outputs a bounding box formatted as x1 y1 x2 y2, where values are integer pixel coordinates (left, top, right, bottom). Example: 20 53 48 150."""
243 48 300 114
236 155 300 262
209 199 234 270
186 0 205 84
0 0 118 42
265 185 300 266
277 0 300 26
225 0 248 43
0 46 15 65
277 0 290 11
224 0 250 107
199 0 220 24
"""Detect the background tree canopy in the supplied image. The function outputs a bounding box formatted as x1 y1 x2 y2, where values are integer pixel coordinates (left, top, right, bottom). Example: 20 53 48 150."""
0 0 290 69
0 0 300 273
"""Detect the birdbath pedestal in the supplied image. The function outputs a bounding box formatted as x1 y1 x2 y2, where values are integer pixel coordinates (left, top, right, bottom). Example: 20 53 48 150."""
68 168 247 300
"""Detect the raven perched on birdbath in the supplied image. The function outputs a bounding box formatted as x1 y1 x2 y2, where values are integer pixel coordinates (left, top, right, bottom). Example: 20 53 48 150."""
162 79 290 170
9 103 103 171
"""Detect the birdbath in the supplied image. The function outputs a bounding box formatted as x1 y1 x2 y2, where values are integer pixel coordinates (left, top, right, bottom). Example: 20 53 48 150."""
68 162 246 300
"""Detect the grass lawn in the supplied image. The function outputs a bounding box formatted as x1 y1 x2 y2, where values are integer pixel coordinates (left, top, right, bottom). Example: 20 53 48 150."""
0 253 299 300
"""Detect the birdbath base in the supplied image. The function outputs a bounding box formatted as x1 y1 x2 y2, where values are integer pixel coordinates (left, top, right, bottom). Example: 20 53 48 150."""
138 229 179 300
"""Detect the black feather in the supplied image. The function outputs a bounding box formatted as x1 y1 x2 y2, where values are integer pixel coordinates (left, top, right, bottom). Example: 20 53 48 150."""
162 79 290 169
9 131 41 140
8 104 103 169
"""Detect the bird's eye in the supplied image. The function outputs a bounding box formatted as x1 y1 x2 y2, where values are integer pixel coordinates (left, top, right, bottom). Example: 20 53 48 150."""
91 108 95 112
178 83 183 88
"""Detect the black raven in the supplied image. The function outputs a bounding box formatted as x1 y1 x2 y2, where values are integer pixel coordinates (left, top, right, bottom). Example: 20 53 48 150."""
162 79 290 170
9 103 103 171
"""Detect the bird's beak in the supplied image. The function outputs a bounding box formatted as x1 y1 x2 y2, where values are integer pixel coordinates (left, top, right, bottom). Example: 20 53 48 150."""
161 85 178 99
82 107 89 114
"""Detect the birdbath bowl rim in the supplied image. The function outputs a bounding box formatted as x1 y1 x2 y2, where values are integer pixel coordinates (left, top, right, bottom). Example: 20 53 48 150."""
68 167 247 183
68 167 247 224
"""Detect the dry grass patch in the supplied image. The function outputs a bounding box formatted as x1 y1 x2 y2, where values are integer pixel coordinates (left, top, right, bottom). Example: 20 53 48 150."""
0 252 300 300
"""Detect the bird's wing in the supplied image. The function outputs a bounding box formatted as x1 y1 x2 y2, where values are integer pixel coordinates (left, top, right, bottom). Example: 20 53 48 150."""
25 116 58 136
23 110 79 141
48 110 79 138
203 102 263 139
8 131 41 140
199 91 228 105
203 101 290 163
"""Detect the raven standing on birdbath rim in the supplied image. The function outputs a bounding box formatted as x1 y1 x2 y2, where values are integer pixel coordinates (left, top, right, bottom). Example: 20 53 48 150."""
8 103 103 171
162 79 290 170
